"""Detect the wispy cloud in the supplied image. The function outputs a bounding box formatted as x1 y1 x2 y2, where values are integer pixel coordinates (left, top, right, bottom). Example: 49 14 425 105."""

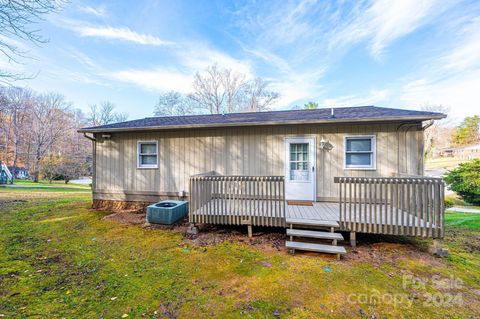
400 12 480 119
320 89 390 107
401 71 480 120
178 43 253 77
78 5 107 17
74 25 173 46
110 68 193 93
62 19 174 46
329 0 448 59
441 17 480 72
108 43 254 93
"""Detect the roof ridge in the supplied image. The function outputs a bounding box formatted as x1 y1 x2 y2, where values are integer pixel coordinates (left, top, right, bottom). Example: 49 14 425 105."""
144 105 376 120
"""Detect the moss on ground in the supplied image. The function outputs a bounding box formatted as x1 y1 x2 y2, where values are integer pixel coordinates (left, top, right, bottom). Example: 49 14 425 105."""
0 189 479 318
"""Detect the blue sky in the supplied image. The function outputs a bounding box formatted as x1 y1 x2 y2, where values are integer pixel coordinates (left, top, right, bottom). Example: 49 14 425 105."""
3 0 480 122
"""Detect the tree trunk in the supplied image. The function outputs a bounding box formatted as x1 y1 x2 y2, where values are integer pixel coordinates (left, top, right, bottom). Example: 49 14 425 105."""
11 109 18 181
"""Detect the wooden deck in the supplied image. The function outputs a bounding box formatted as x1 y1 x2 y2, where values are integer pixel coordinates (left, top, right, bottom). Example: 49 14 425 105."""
189 175 444 238
191 199 435 234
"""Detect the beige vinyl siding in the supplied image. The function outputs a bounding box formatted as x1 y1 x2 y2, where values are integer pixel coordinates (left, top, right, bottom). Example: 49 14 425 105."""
93 122 424 202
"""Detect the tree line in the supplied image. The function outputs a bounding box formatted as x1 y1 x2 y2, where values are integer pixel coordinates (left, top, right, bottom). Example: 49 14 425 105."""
0 87 126 183
153 64 279 116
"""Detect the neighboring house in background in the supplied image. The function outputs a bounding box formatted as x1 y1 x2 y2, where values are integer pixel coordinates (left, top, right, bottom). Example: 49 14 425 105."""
435 144 480 160
7 166 29 179
0 161 13 184
79 106 447 258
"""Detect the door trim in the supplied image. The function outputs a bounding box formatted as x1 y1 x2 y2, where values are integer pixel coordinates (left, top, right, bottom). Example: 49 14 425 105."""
284 136 316 201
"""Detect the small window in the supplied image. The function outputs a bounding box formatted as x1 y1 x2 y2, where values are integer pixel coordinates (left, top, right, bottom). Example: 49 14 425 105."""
289 143 310 181
344 136 376 169
137 141 158 168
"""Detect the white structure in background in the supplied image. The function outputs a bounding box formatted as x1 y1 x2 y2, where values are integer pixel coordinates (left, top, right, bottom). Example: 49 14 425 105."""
436 143 480 160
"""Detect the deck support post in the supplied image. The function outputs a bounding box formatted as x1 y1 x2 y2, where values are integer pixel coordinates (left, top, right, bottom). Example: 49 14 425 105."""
350 231 356 248
187 223 199 235
429 238 449 257
247 225 253 238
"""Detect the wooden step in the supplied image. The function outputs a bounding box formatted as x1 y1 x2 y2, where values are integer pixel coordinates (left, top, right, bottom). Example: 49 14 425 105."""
286 218 339 228
286 241 347 254
287 229 344 240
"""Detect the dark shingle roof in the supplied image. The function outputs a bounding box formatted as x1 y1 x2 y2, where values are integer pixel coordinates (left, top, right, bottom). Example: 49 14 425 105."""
78 106 446 133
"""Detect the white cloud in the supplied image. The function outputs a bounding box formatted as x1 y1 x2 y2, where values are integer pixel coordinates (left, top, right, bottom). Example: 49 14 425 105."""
269 70 326 107
69 23 173 46
329 0 448 58
243 48 291 74
401 71 480 121
78 5 107 17
441 17 480 72
110 68 193 93
320 89 390 107
399 13 480 121
179 43 253 77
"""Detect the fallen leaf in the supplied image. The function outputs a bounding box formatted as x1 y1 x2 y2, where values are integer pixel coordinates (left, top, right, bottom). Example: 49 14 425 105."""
111 297 117 301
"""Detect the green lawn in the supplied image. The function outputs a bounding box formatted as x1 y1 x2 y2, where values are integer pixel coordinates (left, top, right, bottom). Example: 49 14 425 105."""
12 179 91 189
1 188 479 318
425 157 466 170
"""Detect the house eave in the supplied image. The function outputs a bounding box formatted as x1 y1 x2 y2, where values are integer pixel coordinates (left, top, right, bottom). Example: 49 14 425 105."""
78 114 446 133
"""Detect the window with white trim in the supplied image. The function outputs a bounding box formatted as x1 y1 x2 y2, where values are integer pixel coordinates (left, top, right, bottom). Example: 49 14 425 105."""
137 141 158 168
344 136 376 169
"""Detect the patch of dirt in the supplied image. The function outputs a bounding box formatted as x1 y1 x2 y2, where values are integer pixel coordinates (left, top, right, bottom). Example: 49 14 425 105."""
342 235 446 269
93 199 150 212
187 224 285 251
102 211 451 264
102 211 146 225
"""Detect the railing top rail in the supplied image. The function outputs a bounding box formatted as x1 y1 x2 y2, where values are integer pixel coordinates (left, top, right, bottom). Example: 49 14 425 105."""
334 176 444 183
190 175 285 181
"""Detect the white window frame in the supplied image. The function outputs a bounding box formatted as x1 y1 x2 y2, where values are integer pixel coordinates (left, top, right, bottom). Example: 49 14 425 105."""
344 135 376 170
137 140 158 169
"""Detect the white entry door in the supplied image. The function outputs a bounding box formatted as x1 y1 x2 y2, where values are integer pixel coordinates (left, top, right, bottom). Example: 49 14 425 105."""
285 137 316 201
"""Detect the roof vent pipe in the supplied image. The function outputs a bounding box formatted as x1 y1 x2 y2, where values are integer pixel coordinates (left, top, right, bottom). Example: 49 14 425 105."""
330 108 335 118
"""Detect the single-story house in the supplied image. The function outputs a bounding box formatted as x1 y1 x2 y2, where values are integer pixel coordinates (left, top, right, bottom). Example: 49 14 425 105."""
79 106 447 258
436 144 480 160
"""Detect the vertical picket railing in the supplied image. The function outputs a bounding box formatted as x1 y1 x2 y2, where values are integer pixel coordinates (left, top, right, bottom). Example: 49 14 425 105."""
334 177 445 238
189 174 286 227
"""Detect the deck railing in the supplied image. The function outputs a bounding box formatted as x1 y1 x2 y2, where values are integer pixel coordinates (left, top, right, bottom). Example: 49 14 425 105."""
189 174 286 227
334 177 445 238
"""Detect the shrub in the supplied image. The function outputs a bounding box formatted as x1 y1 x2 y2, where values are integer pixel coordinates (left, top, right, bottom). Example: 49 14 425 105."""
444 159 480 205
444 197 455 208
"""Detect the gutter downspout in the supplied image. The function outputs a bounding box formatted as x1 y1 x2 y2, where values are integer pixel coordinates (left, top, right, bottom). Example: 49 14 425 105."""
83 133 97 142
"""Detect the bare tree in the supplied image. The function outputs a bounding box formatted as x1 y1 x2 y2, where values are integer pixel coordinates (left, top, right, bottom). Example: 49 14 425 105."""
240 77 279 112
0 0 63 83
27 93 72 181
221 68 245 113
421 105 451 158
0 86 93 183
0 86 34 177
87 101 128 126
189 64 226 114
188 64 279 114
153 91 196 116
